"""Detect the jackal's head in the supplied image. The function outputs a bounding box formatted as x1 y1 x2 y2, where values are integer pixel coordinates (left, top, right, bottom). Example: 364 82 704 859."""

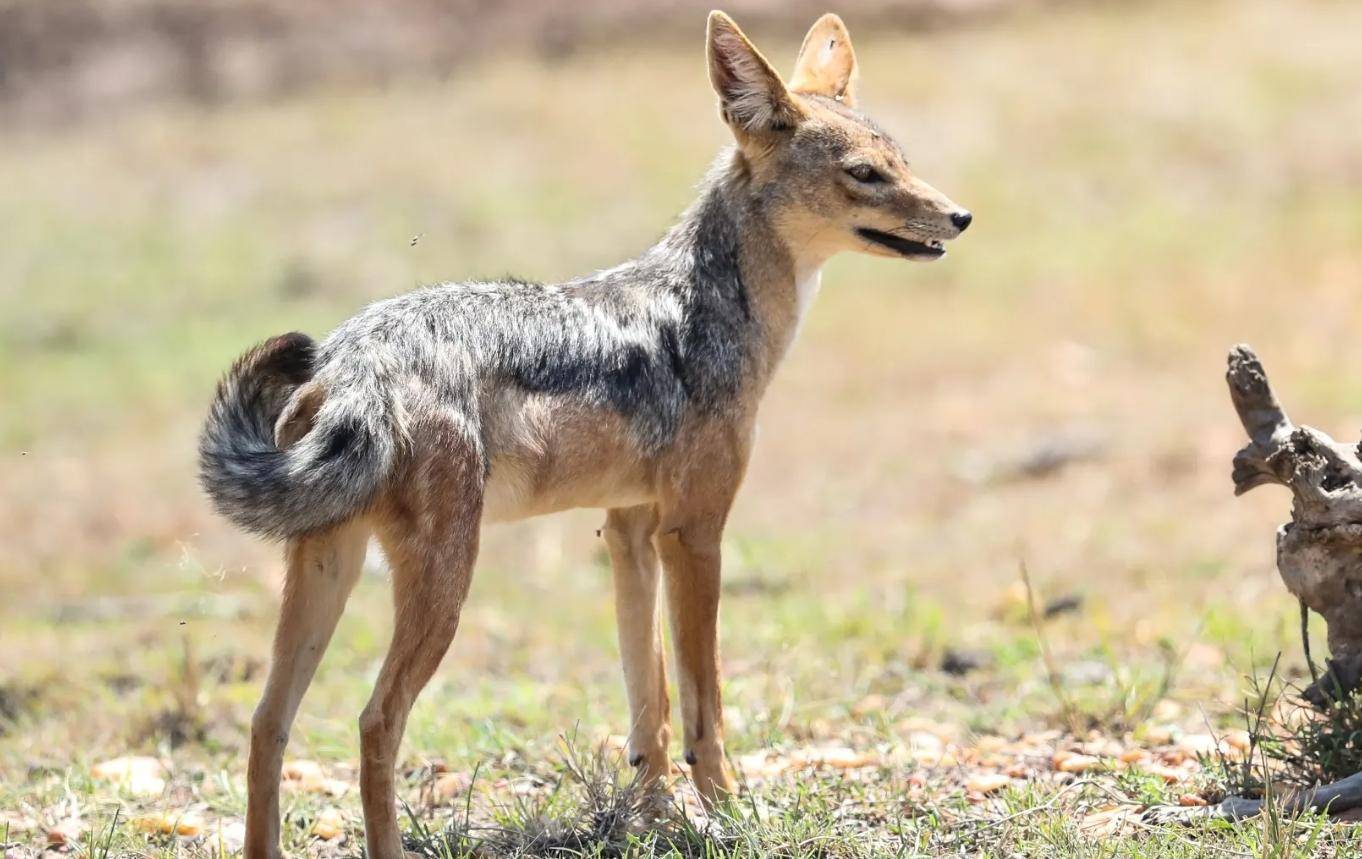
707 11 971 262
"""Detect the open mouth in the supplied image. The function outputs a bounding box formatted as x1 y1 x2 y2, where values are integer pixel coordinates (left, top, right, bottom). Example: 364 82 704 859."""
855 227 946 259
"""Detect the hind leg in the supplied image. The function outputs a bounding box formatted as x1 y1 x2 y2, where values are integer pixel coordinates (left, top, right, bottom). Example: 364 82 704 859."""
604 505 672 783
360 437 482 859
246 519 369 859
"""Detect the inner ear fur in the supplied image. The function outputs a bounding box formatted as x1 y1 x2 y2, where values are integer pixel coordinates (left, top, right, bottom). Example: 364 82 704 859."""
707 11 804 136
789 13 858 106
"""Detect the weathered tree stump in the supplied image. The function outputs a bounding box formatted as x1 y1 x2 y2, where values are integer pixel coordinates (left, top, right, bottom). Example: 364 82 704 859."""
1228 344 1362 706
1149 345 1362 825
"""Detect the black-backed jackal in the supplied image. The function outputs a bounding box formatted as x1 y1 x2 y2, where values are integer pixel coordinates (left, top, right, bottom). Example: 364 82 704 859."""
200 11 971 858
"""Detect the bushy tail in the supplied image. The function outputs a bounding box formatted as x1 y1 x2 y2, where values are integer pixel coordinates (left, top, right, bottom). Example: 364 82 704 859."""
199 332 393 540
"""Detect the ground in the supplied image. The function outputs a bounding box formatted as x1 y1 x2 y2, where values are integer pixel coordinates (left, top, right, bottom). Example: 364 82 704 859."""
4 0 1362 855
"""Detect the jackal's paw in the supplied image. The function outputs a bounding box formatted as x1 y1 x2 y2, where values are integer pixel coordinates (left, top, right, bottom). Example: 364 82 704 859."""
684 753 736 808
631 779 680 824
628 748 673 785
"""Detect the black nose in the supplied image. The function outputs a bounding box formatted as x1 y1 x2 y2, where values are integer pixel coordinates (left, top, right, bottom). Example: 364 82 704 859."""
951 211 973 232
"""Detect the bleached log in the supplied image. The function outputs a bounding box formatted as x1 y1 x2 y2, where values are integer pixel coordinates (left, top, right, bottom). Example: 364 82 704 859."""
1228 345 1362 705
1146 771 1362 823
1149 347 1362 828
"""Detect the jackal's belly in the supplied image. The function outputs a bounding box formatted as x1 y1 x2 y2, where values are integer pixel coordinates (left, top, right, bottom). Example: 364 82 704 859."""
479 391 659 523
481 461 656 523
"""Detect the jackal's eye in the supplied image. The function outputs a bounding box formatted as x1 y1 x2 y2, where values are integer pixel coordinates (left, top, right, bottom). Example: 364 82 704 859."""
845 164 885 184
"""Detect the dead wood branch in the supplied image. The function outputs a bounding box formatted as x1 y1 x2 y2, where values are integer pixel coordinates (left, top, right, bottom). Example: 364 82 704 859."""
1227 345 1362 705
1161 347 1362 828
1146 771 1362 824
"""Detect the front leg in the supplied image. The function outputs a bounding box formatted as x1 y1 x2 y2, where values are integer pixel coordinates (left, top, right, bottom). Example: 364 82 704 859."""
603 505 672 784
656 518 736 804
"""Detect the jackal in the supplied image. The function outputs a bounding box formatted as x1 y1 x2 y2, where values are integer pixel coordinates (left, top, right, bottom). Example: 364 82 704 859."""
200 11 970 858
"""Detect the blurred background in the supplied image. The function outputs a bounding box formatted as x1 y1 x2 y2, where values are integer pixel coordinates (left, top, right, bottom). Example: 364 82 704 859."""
2 0 1362 841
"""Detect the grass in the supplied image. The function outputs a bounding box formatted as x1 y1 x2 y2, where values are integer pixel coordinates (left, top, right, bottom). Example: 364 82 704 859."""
4 0 1362 854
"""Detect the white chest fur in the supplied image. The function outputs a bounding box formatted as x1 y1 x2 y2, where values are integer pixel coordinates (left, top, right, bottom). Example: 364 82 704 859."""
794 265 824 323
779 262 825 355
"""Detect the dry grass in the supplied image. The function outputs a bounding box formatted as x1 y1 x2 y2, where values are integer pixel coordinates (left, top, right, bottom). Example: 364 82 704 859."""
4 0 1362 855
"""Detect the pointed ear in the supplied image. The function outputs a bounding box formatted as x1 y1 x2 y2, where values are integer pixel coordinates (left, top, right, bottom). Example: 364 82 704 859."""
789 13 858 106
707 11 803 136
